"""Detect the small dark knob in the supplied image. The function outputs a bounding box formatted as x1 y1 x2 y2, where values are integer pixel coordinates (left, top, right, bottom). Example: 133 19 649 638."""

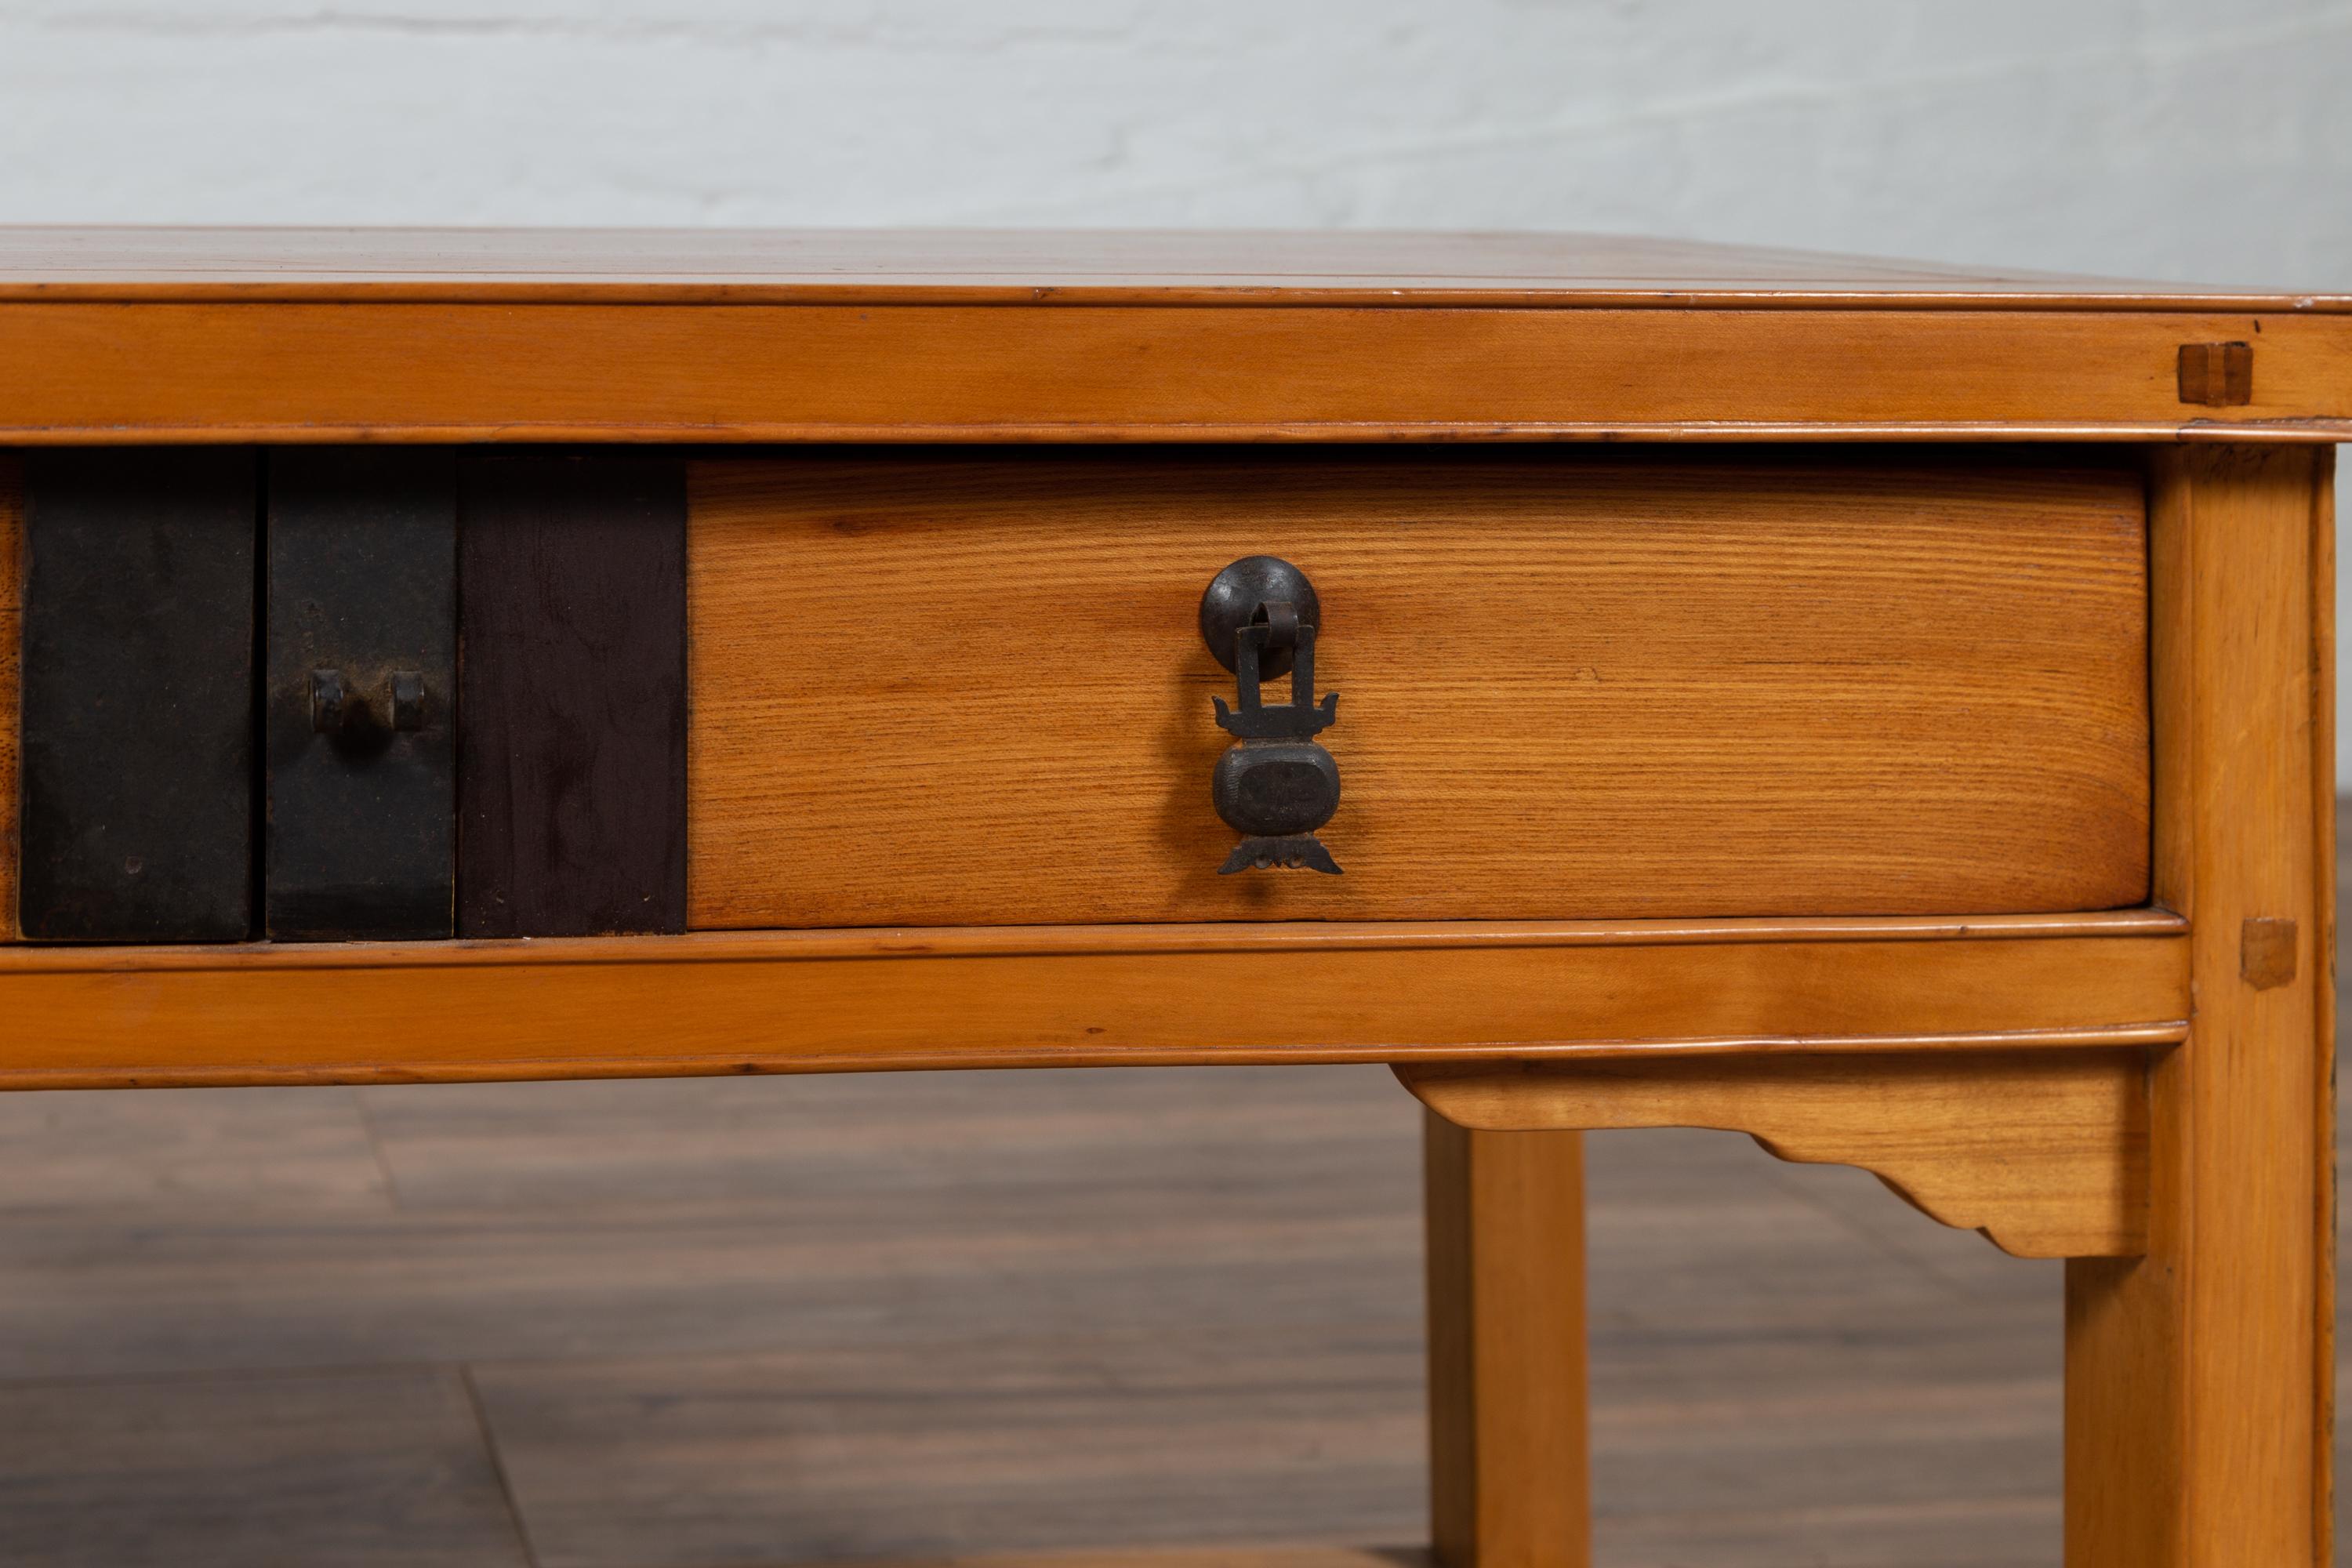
309 669 430 737
310 669 352 733
1200 555 1319 679
388 671 428 731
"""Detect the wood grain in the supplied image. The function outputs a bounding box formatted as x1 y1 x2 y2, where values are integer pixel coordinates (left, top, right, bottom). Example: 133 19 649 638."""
19 448 257 942
1425 1120 1589 1568
456 452 687 938
0 914 2187 1088
0 304 2346 445
2311 454 2336 1566
484 1342 1428 1568
0 1367 533 1568
0 452 17 941
0 226 2341 309
759 1552 1430 1568
264 448 456 942
1402 1050 2147 1259
0 1087 387 1212
688 451 2151 928
2176 342 2254 408
0 1052 2103 1565
2064 447 2334 1566
0 1047 2151 1564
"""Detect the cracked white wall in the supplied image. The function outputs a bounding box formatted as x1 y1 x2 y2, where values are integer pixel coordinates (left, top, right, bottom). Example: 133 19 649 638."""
2 0 2348 762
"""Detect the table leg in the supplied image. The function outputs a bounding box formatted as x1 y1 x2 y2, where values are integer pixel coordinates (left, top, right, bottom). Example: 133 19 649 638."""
1424 1113 1591 1568
2064 445 2336 1566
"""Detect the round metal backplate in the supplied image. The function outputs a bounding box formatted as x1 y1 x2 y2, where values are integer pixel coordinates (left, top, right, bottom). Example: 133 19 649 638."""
1198 555 1320 677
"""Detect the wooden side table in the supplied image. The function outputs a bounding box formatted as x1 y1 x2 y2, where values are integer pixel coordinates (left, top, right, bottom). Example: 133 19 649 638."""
0 229 2343 1566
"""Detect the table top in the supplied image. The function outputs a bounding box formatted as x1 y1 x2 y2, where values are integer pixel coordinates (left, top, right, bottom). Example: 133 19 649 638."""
1 227 2345 442
0 226 2346 312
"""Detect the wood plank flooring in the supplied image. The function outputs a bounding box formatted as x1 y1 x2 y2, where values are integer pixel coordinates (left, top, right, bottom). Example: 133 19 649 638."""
3 816 2343 1566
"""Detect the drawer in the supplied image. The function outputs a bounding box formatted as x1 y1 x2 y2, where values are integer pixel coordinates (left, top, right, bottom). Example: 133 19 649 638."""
0 446 2151 941
688 449 2150 927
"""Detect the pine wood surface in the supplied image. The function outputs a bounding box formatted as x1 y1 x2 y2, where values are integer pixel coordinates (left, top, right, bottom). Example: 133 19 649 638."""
1424 1120 1591 1568
1403 1050 2147 1259
688 451 2151 929
0 915 2187 1088
4 805 2345 1566
2 303 2347 445
28 900 2352 1568
0 227 2342 310
2065 447 2336 1566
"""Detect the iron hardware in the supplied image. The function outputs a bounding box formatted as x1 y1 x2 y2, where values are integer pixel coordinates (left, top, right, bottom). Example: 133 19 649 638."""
310 668 430 736
1200 556 1343 875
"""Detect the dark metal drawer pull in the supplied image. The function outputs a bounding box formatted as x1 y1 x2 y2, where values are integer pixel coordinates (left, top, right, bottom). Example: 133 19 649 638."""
310 669 430 736
1199 556 1343 875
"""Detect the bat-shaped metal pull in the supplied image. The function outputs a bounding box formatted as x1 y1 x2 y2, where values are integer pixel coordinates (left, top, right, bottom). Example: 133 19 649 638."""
1198 557 1342 875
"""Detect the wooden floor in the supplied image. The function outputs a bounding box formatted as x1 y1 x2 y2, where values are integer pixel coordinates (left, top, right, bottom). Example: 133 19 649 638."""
1 830 2341 1566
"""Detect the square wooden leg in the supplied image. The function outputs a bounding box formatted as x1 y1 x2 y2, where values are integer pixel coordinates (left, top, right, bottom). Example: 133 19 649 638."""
2064 446 2336 1566
1424 1114 1591 1568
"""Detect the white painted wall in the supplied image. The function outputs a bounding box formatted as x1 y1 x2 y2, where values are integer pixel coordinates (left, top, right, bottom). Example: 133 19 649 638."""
2 0 2347 764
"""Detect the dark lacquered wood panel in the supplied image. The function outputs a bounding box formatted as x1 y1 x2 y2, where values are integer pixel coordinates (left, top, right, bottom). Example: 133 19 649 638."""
457 452 686 938
18 449 256 943
0 454 18 939
265 449 456 942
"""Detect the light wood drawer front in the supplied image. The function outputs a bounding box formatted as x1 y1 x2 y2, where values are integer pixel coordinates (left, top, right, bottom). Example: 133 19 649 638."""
688 452 2149 928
